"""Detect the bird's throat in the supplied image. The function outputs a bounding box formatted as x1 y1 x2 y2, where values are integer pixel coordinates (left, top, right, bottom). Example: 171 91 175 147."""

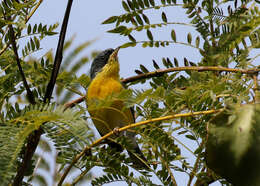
87 61 121 100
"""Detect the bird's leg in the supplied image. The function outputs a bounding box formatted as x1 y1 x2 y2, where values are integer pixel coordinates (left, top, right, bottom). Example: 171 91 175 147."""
113 127 120 136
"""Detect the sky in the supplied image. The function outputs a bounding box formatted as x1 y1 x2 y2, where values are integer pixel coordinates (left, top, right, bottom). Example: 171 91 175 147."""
29 0 222 185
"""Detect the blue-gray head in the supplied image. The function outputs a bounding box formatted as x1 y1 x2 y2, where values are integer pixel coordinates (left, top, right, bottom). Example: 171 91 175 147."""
90 48 114 79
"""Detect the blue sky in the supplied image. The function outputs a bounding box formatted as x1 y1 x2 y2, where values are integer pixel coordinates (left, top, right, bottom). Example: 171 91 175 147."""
29 1 223 185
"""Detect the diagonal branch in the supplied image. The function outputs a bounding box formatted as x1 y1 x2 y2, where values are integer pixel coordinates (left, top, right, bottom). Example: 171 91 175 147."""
8 24 36 104
58 109 221 185
44 0 74 102
9 25 36 104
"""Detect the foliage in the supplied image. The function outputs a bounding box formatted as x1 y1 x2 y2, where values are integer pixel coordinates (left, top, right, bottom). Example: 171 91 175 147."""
206 104 260 186
0 0 259 186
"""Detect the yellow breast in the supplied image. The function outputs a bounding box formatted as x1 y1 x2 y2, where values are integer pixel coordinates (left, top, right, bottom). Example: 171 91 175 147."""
87 77 123 100
87 76 134 135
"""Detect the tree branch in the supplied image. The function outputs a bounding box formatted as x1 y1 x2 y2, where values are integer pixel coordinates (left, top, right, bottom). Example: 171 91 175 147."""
8 24 35 104
12 1 74 185
12 128 43 186
64 96 85 110
44 0 73 102
25 0 43 22
58 109 221 185
64 66 260 109
122 66 260 84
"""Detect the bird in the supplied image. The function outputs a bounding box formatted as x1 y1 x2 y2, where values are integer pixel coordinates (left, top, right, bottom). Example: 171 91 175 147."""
87 47 148 169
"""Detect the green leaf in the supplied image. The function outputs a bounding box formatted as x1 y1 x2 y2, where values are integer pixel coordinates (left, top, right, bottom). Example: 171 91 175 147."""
27 24 31 35
45 31 58 36
142 14 150 24
128 34 136 42
185 134 196 140
140 64 149 73
144 0 150 7
34 37 40 49
174 57 179 67
136 14 144 25
171 29 176 42
187 33 192 44
149 0 155 6
102 16 118 24
127 0 135 10
137 0 145 8
161 12 167 23
135 69 143 74
108 26 127 34
38 23 42 32
33 24 37 33
120 42 137 48
195 36 200 47
153 60 160 69
30 38 35 51
147 29 153 41
122 1 130 12
184 58 189 66
132 0 140 9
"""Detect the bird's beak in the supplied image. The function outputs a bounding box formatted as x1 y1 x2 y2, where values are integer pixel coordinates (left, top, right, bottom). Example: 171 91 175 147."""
110 47 120 61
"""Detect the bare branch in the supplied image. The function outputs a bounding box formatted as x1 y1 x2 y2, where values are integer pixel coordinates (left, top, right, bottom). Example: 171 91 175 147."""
64 96 85 110
8 24 35 104
58 109 222 185
44 0 74 102
122 66 260 84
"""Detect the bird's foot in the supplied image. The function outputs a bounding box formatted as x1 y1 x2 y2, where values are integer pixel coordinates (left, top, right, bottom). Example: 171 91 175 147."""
113 127 120 136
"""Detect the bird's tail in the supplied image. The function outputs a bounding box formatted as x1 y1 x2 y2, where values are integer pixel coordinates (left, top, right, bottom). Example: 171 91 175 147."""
127 146 149 169
106 131 149 169
125 131 149 169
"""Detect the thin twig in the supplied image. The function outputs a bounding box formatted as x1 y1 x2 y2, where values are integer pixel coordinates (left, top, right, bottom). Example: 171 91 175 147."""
8 24 35 104
131 21 195 32
253 73 260 103
158 146 177 186
72 167 92 185
25 0 43 22
58 109 221 186
44 0 73 102
137 40 200 50
64 96 85 110
187 141 204 186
